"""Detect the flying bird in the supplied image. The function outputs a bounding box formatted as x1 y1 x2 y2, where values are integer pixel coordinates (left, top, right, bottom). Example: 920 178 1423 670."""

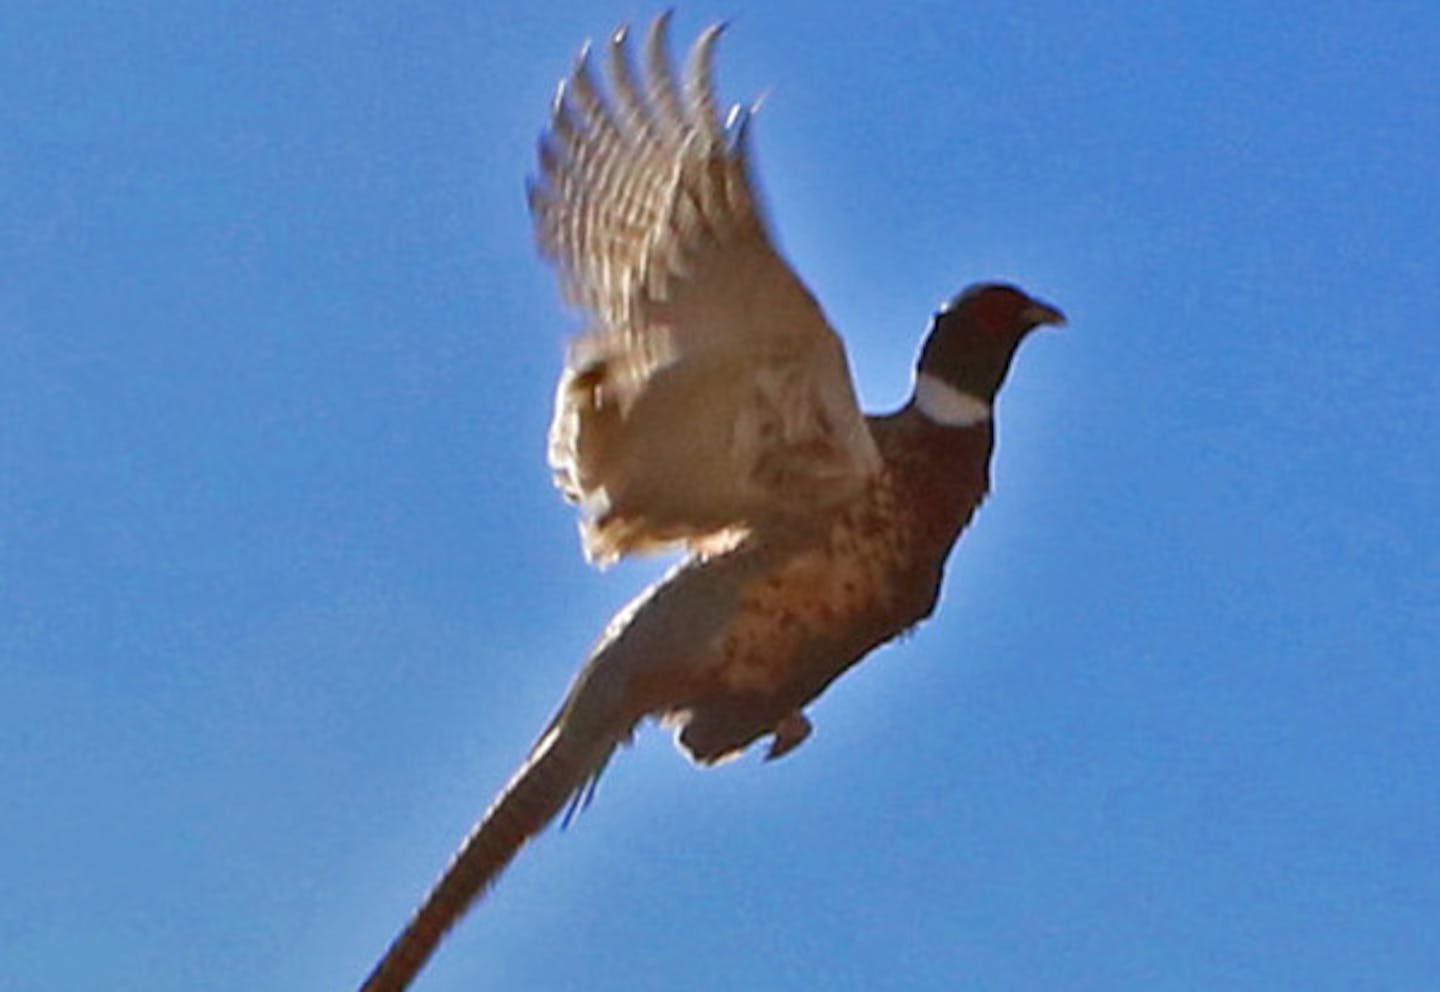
358 13 1064 991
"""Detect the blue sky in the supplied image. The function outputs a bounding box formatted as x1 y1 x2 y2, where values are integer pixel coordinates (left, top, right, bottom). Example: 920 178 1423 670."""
4 2 1438 989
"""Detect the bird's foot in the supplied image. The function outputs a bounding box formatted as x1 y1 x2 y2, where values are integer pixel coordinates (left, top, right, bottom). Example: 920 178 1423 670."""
764 711 812 761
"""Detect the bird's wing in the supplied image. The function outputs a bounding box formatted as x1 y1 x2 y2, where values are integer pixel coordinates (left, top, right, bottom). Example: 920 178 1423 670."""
530 14 881 566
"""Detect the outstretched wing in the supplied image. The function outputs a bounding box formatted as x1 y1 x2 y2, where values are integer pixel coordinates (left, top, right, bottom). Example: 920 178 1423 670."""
529 14 880 566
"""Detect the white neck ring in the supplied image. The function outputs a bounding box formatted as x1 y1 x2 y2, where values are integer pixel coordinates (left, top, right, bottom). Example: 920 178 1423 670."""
914 372 991 427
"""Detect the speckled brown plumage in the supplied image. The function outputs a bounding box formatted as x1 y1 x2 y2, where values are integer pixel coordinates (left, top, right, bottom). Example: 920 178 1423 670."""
670 408 993 764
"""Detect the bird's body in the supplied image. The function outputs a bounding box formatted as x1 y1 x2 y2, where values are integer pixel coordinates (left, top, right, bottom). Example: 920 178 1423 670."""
358 14 1064 991
669 405 994 764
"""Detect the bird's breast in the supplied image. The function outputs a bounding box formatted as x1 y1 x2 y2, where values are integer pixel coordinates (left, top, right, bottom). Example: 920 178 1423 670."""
709 473 917 695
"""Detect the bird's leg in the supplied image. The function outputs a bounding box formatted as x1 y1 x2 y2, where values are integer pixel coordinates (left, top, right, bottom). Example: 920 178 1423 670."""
764 710 812 761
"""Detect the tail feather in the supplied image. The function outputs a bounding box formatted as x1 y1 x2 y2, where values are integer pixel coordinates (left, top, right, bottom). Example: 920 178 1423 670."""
357 545 765 991
358 700 629 992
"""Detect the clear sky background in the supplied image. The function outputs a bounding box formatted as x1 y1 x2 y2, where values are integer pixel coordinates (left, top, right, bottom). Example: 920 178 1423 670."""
5 3 1438 990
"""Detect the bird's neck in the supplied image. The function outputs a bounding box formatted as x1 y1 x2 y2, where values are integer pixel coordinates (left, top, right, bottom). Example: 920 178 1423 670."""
873 408 994 553
916 326 1026 407
913 372 991 428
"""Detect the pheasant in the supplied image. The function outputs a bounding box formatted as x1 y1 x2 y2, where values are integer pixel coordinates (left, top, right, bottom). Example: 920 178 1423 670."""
358 13 1064 990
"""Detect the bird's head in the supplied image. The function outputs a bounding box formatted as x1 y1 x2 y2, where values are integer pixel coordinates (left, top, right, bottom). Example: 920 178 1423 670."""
913 283 1065 424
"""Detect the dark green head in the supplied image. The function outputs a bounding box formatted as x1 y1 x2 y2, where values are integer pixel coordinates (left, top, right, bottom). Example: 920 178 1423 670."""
917 283 1066 405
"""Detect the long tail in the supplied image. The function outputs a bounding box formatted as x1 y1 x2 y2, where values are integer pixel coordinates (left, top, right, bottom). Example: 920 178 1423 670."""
358 668 634 992
356 545 769 990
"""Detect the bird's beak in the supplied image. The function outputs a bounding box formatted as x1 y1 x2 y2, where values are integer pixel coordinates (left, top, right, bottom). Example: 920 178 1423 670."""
1024 299 1067 329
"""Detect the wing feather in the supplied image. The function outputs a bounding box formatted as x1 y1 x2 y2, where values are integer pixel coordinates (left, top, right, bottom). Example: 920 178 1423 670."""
531 16 880 566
